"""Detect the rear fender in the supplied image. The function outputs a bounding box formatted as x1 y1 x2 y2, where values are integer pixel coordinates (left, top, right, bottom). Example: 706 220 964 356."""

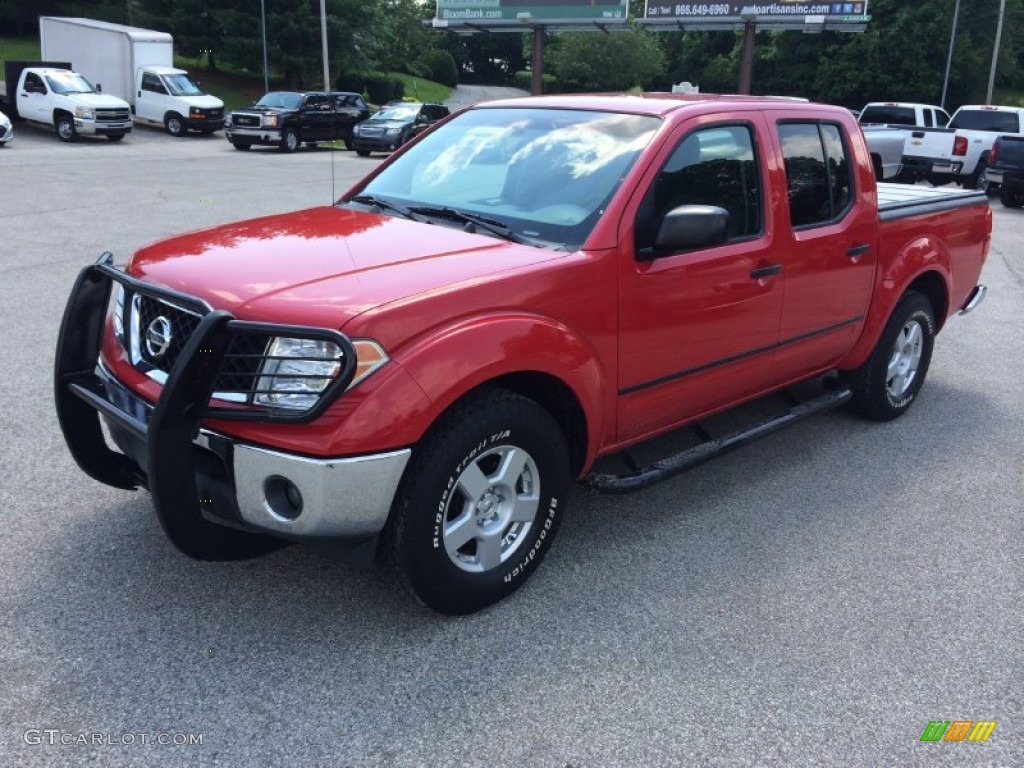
839 234 951 371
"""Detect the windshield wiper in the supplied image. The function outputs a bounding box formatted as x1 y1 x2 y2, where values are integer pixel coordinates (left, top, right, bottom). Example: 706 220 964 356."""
407 206 538 246
349 195 425 222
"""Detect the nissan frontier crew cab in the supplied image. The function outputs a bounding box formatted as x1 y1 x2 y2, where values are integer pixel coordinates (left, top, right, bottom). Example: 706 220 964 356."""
55 94 992 615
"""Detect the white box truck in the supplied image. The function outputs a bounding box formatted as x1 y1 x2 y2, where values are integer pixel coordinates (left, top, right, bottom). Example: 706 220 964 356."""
39 17 225 136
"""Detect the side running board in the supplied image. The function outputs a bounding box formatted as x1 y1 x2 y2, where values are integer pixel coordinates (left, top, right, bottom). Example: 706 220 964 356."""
584 381 852 493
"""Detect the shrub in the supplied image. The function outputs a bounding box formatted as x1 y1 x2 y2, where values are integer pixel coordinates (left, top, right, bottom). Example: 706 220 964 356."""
336 71 403 104
423 50 458 88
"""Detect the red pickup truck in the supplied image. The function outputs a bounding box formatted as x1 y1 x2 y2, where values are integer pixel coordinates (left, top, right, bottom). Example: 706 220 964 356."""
56 94 991 614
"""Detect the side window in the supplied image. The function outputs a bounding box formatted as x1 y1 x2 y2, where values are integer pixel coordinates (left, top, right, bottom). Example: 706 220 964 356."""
25 72 45 92
141 73 164 93
778 122 853 229
938 109 951 126
635 124 762 254
924 110 934 128
306 95 330 111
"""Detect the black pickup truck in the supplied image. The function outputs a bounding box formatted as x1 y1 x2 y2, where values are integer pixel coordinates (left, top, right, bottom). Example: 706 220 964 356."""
224 91 371 152
987 135 1024 207
983 135 1024 205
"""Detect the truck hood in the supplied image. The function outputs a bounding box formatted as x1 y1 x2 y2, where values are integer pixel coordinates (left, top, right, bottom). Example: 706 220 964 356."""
179 94 224 109
72 92 131 109
129 206 562 329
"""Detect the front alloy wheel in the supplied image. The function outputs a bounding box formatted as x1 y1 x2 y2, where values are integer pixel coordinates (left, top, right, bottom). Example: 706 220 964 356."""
280 127 299 153
383 388 569 615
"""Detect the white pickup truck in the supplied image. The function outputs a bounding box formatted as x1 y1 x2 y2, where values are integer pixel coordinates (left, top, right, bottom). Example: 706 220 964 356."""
946 104 1024 190
6 62 133 142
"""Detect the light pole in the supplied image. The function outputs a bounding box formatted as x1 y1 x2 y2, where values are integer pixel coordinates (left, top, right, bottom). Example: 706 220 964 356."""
940 0 960 110
261 0 269 93
320 0 330 91
986 0 1007 104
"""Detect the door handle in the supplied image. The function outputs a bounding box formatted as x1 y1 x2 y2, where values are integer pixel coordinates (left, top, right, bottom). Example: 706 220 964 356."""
750 264 782 279
846 243 871 259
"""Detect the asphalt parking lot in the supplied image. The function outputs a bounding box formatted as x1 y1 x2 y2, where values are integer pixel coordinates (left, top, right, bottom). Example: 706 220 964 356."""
1 119 1021 767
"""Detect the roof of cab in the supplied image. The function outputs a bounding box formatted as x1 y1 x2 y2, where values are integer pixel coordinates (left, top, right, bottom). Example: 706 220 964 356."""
471 92 829 118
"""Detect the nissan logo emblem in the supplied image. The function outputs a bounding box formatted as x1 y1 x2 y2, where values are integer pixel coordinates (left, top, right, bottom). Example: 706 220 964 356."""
145 315 173 358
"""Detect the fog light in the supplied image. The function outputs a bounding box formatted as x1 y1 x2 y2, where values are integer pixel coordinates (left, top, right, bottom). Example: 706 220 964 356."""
264 476 303 521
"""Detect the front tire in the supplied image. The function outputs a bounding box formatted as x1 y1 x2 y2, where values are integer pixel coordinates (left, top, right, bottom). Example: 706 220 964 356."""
280 127 299 153
164 112 186 137
383 389 570 615
356 149 371 157
55 113 77 142
842 291 936 422
231 141 251 151
106 133 125 142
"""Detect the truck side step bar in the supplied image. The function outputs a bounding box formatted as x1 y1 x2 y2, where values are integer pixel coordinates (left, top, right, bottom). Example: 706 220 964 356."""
584 381 853 493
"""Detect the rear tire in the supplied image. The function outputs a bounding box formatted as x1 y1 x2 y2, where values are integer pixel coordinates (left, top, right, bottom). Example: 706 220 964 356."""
964 161 989 193
999 182 1024 208
383 389 570 615
842 291 935 422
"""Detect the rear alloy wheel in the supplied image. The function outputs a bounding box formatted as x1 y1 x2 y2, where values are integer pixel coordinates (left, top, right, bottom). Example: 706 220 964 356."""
164 113 186 137
383 389 570 615
280 127 299 153
965 161 989 194
55 114 77 142
842 290 935 422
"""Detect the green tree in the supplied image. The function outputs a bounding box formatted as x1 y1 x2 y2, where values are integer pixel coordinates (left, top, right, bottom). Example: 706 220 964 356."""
548 28 665 91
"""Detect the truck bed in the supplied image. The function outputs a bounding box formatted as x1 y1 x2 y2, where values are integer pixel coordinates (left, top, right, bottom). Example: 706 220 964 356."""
877 182 987 221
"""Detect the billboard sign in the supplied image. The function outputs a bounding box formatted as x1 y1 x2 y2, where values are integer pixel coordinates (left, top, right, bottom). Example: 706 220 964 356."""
644 2 869 20
436 0 629 24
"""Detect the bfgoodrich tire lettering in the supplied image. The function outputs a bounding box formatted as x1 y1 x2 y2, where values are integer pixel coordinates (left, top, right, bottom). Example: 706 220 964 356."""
842 290 935 421
383 388 569 615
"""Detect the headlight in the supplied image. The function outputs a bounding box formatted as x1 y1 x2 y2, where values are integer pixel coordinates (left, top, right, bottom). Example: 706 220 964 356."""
74 106 94 119
262 114 279 128
253 338 388 411
190 109 203 119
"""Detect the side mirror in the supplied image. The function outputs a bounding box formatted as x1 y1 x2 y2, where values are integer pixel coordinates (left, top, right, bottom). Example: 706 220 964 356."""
647 205 730 258
96 83 103 93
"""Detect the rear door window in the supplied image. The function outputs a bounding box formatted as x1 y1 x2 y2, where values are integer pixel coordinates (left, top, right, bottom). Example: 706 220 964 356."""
949 109 1022 133
778 122 854 229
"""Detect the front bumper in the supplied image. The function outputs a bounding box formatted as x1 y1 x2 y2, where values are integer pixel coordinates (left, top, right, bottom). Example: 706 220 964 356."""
78 118 133 136
224 125 283 146
54 255 410 547
351 134 405 153
186 116 225 131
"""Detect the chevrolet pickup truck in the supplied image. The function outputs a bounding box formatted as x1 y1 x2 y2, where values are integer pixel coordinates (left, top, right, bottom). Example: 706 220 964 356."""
55 94 992 615
5 61 133 142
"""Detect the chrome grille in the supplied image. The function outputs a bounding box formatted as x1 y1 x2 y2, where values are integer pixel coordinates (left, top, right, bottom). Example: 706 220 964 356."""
131 294 202 374
95 108 131 123
231 112 261 128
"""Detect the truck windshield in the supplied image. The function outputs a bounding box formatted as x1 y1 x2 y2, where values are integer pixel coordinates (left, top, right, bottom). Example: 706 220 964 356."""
163 74 204 97
352 107 659 250
45 72 96 95
949 109 1021 133
254 92 302 110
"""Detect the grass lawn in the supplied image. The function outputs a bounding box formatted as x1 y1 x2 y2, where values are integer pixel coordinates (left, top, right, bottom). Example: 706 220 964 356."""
390 72 452 104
